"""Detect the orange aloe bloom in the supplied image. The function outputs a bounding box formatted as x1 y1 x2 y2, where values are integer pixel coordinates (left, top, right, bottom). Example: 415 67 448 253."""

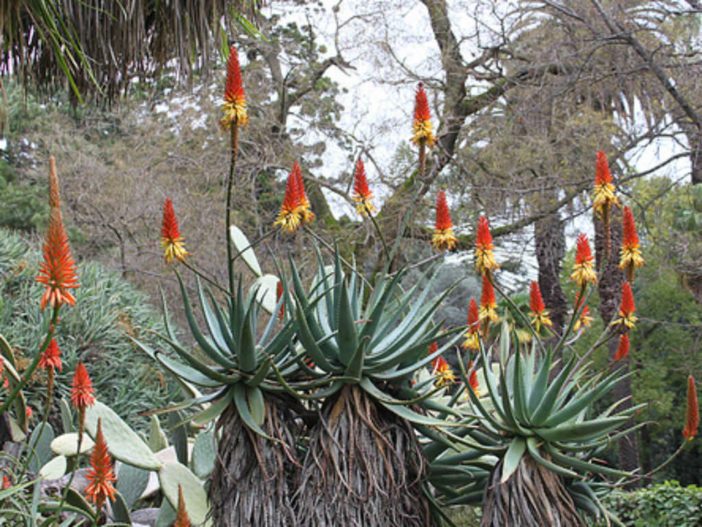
529 281 553 333
2 475 10 489
432 191 459 251
36 208 79 311
85 419 117 511
274 166 303 234
431 355 456 389
468 361 480 394
613 281 637 329
39 339 63 372
276 281 285 320
573 294 593 332
619 206 644 281
70 361 95 412
593 150 620 216
479 274 499 323
570 234 597 287
220 45 248 129
293 162 314 224
411 82 435 147
462 298 481 351
352 158 376 217
683 375 699 440
475 216 499 276
160 198 189 264
174 484 191 527
613 333 630 361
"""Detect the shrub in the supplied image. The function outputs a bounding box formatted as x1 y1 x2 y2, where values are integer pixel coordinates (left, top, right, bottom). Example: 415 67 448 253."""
592 481 702 527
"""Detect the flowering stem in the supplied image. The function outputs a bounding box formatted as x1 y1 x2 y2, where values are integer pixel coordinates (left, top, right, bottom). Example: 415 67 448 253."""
180 260 230 296
18 368 54 478
552 284 590 356
368 213 391 263
0 306 60 416
57 409 87 517
230 228 277 267
418 139 427 181
225 121 240 297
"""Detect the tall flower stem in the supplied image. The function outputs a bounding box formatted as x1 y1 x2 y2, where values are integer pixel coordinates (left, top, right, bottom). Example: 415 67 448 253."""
418 139 427 182
369 213 391 263
226 122 240 296
0 307 59 415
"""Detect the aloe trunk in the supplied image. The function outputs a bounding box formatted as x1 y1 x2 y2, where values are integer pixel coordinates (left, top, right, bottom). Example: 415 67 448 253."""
481 454 584 527
295 385 431 526
209 396 298 526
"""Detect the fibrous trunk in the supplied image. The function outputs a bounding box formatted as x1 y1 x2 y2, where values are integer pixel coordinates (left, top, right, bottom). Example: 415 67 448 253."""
209 395 298 526
295 385 431 526
481 454 584 527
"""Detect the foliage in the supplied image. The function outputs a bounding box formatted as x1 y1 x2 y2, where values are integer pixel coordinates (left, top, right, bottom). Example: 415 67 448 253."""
591 481 702 527
0 228 179 429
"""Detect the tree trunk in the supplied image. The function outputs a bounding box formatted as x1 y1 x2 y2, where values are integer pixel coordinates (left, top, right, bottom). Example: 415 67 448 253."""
594 207 640 477
481 454 584 527
209 397 298 526
534 209 568 335
295 385 431 526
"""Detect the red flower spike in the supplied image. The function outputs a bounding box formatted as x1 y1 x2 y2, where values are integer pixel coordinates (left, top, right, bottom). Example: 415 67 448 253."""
431 355 456 388
479 274 499 323
39 339 62 371
614 333 630 361
353 158 376 217
619 206 644 280
622 206 639 247
468 298 480 332
595 150 612 185
274 167 303 233
411 82 435 147
70 361 95 412
36 208 79 311
221 45 248 128
2 475 10 489
475 216 499 275
683 375 699 440
529 281 553 332
614 281 638 329
432 191 458 251
573 294 593 332
468 362 479 393
429 342 439 355
570 233 597 287
174 484 192 527
26 406 33 419
85 419 117 511
293 162 314 224
160 198 189 264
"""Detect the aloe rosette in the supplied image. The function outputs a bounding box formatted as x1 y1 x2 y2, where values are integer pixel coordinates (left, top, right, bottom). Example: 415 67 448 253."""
134 271 301 526
290 249 461 526
428 319 642 526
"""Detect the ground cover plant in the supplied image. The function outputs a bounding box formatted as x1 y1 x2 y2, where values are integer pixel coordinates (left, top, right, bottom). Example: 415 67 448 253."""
0 40 699 527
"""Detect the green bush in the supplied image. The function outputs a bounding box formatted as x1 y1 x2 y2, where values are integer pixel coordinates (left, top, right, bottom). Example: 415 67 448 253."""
593 481 702 527
0 227 180 430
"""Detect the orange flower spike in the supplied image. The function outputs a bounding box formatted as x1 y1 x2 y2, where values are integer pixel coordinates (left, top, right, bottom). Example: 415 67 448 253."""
276 281 285 320
174 484 192 527
479 274 499 323
39 339 63 372
428 341 439 356
475 216 499 276
619 206 644 281
683 375 699 440
293 163 314 224
468 363 480 394
352 158 377 218
160 198 189 264
593 150 620 212
431 355 456 389
613 333 630 361
613 281 637 329
273 167 303 234
48 156 61 208
529 281 553 333
411 82 435 147
432 191 459 251
36 208 79 311
85 419 117 512
570 234 597 287
462 298 481 351
573 294 593 332
221 45 248 128
2 475 10 489
70 361 95 435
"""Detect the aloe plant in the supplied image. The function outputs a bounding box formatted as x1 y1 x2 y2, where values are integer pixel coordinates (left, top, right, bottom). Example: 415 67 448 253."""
425 319 642 527
134 268 303 526
290 249 461 526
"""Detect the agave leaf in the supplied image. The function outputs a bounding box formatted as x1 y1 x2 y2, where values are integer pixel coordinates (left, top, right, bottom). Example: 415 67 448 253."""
530 355 577 426
197 279 231 356
545 444 633 478
535 416 629 443
499 321 510 367
253 274 280 315
294 302 338 372
232 383 274 440
377 399 458 427
512 348 529 425
544 370 620 427
191 392 233 427
246 386 266 426
526 437 578 478
359 270 406 342
176 273 237 369
154 351 225 388
500 437 526 483
336 282 360 366
528 349 552 415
